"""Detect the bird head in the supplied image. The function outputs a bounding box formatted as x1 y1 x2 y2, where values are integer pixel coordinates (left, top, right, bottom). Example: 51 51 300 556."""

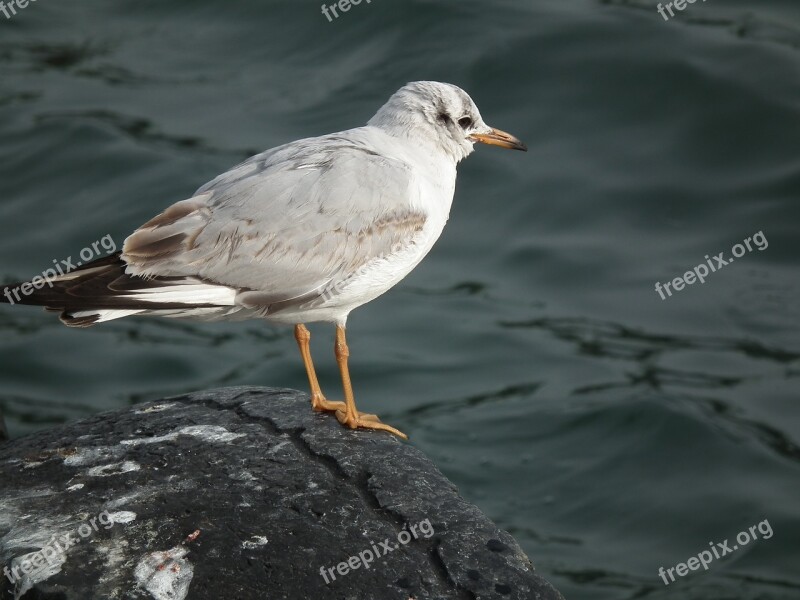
368 81 527 163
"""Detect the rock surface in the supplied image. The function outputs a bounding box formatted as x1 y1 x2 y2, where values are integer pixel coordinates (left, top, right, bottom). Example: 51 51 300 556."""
0 387 563 600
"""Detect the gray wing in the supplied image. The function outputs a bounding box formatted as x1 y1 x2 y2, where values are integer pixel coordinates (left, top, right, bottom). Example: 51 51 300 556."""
121 130 427 310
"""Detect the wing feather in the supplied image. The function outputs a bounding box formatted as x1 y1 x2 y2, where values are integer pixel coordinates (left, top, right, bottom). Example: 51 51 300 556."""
122 129 427 312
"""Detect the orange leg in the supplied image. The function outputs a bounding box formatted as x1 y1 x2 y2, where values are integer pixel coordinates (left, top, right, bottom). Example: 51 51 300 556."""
294 324 344 413
333 325 407 440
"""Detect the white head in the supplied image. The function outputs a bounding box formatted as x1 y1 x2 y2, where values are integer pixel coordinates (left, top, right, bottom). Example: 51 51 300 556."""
367 81 527 163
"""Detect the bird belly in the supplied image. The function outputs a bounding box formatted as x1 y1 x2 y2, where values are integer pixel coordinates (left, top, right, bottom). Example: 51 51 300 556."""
266 208 449 325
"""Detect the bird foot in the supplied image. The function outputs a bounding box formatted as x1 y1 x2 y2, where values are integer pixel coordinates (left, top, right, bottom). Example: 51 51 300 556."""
310 394 407 439
311 394 346 413
334 409 409 440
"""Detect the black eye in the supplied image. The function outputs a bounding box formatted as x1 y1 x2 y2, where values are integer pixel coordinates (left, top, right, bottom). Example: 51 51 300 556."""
457 116 473 129
438 113 451 125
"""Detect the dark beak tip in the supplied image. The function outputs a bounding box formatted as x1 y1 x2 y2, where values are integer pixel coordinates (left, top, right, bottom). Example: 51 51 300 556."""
469 130 527 152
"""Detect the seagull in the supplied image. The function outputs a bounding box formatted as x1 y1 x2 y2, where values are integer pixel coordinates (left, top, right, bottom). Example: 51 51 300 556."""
1 81 526 439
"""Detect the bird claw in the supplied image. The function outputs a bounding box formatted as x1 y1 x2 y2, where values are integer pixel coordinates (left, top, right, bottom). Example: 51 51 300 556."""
334 409 408 440
311 395 346 413
311 396 406 439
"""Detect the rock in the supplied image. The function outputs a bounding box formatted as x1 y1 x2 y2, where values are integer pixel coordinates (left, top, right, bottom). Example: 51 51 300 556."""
0 387 563 600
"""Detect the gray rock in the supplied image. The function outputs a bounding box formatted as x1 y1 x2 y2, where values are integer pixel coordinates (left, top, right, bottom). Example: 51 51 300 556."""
0 387 563 600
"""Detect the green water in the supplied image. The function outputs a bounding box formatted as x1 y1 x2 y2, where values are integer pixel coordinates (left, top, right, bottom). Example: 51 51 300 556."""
1 1 799 598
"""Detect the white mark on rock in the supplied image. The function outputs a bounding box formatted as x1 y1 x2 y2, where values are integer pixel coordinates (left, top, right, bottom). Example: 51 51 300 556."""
66 483 85 492
1 513 80 599
269 440 291 454
10 550 65 600
134 403 178 414
241 535 268 549
121 425 245 447
64 446 125 467
97 539 129 595
107 511 137 524
0 489 56 531
104 491 142 510
230 470 257 482
134 546 194 600
87 461 141 477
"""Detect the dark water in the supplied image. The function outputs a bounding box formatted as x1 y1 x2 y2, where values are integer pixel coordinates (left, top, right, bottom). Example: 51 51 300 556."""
1 0 799 597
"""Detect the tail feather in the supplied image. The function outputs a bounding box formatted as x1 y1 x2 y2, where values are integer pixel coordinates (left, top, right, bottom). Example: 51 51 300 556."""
1 252 238 327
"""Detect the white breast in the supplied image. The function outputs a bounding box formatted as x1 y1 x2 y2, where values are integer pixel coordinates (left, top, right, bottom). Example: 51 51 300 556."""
330 210 448 304
270 161 456 325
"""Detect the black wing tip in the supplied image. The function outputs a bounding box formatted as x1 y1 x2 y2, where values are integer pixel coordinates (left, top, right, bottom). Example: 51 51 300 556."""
59 310 100 328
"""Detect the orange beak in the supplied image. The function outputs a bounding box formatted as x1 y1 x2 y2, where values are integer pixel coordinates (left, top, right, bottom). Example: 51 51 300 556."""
469 127 527 151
